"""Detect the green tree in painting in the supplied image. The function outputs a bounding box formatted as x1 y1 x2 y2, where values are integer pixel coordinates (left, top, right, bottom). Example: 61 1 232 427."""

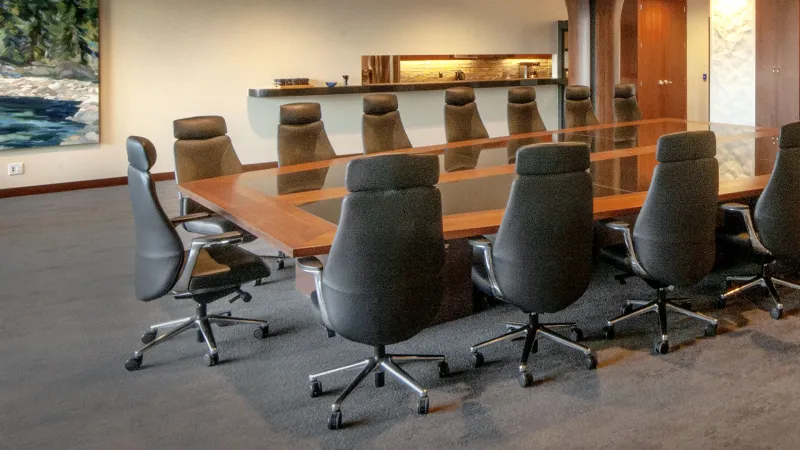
0 0 98 73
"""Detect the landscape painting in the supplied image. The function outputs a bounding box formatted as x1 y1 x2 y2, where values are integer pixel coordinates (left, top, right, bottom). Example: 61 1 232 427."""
0 0 99 150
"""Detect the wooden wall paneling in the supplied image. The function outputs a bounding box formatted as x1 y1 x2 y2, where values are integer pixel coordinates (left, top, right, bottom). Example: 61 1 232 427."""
619 0 639 85
661 0 687 119
594 0 622 123
755 0 777 127
566 0 593 86
776 0 800 126
637 0 665 119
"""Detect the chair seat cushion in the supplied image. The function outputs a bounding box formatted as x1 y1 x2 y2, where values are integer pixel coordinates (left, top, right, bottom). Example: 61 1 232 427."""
184 215 243 236
188 245 270 295
716 231 775 264
599 243 633 273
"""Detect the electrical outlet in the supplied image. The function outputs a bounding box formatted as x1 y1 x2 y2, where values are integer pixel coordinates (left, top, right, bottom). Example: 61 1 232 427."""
8 162 24 176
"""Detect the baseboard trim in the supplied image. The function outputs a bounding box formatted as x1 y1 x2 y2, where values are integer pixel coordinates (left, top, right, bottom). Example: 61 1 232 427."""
0 162 278 199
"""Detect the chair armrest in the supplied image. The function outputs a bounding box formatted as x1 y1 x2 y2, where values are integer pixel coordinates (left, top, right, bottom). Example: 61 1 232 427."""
170 212 212 226
602 219 648 277
719 203 771 255
295 257 334 329
171 231 245 294
467 236 504 299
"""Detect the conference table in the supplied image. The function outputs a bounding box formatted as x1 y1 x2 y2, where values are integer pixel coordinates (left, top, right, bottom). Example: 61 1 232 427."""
178 118 780 320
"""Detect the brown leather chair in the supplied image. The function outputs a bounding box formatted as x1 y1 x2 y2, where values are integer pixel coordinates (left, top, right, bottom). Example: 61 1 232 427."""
613 84 643 123
565 85 600 128
444 87 489 171
507 87 546 163
362 94 412 154
277 103 336 167
173 116 245 236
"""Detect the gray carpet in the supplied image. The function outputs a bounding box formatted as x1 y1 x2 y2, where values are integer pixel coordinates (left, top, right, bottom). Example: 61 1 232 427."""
3 182 800 450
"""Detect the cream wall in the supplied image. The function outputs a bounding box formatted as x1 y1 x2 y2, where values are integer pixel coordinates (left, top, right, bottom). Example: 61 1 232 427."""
687 0 710 122
0 0 567 189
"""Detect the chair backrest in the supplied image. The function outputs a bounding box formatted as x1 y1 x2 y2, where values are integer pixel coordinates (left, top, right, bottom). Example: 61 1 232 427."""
173 116 244 214
754 121 800 260
565 85 600 128
322 154 445 346
444 87 489 143
127 136 183 302
277 103 336 167
362 94 413 154
633 131 718 286
492 143 593 313
507 87 547 163
613 84 643 123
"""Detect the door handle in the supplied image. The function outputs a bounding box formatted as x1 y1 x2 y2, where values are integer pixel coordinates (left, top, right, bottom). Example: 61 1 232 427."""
658 80 665 85
664 80 673 85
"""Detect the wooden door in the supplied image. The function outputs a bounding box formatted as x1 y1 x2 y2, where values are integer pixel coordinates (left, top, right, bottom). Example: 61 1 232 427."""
636 0 687 119
660 0 687 119
637 0 665 119
776 0 800 126
755 0 778 127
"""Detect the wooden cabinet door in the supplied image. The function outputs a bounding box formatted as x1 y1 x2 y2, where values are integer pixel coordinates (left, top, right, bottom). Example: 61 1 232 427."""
776 0 800 126
756 0 778 127
660 0 687 119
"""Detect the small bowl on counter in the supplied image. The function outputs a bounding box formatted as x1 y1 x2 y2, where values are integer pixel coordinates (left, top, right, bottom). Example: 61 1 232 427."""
325 81 338 88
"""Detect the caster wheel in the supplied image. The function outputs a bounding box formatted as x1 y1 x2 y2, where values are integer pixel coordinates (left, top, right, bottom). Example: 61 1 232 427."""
374 371 385 387
277 260 285 270
714 296 727 310
141 330 157 344
310 380 323 398
242 293 252 303
124 355 143 372
254 279 264 287
585 353 598 370
704 323 718 337
472 352 485 368
603 326 615 340
417 396 430 415
204 353 219 367
652 340 670 356
570 328 584 342
438 361 450 378
253 325 269 340
518 370 534 388
621 304 635 315
770 307 784 320
328 410 343 430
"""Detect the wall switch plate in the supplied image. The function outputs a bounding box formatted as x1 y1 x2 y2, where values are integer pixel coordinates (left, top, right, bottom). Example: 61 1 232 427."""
8 162 24 176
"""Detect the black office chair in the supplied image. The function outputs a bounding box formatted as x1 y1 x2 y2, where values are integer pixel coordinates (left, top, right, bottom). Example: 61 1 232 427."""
444 87 489 171
469 143 597 388
297 154 449 430
716 121 800 319
507 87 547 163
565 85 600 128
362 93 413 154
124 136 271 371
173 116 287 270
277 102 336 167
599 131 720 355
613 84 643 123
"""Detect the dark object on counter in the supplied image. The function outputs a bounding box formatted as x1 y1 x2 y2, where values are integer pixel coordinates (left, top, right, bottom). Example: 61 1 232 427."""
455 70 466 80
342 74 350 86
274 79 286 86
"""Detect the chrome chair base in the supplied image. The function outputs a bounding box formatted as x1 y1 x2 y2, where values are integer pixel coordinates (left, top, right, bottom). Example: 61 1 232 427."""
124 302 269 371
603 287 718 355
308 345 449 430
471 313 596 388
717 264 796 320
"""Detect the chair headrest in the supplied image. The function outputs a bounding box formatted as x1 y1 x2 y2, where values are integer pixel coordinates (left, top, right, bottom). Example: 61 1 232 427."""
614 84 636 99
127 136 157 172
516 142 590 175
779 121 800 148
445 87 476 106
565 85 591 101
280 103 322 125
508 87 536 104
656 131 717 163
345 154 440 192
363 94 399 115
173 116 227 140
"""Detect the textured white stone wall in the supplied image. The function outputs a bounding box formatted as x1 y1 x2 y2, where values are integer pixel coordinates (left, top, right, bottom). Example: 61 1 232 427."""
710 0 755 126
710 0 755 179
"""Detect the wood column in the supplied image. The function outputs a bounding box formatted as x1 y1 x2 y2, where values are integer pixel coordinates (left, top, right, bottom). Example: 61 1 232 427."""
566 0 592 86
594 0 626 123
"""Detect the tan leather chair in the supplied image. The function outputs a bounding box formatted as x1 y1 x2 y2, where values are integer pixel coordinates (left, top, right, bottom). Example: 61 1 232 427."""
507 87 546 163
444 87 489 171
362 94 412 154
277 103 336 167
565 85 600 128
613 84 643 123
173 116 245 236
